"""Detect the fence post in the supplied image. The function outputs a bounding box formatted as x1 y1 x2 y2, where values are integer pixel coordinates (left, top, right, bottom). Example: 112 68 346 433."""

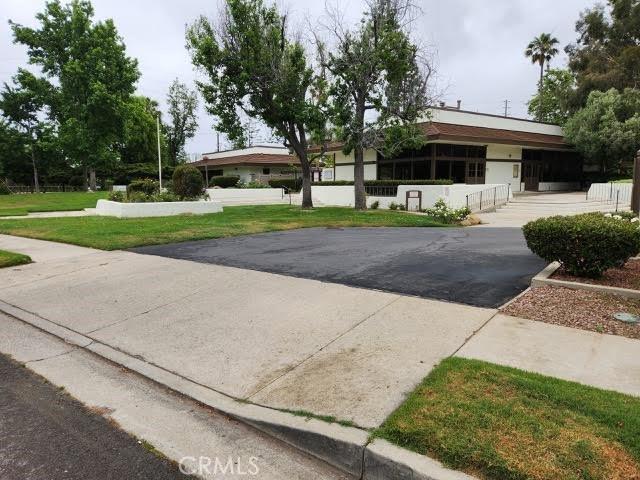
610 181 613 200
479 190 483 210
616 190 620 212
632 149 640 214
466 195 469 210
493 187 497 206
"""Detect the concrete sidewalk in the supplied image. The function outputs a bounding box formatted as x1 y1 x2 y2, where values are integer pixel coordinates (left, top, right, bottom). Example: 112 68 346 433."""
2 233 639 429
0 234 494 429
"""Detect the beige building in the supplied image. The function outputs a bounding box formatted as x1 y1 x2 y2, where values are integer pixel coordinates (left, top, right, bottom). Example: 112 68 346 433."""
317 107 581 192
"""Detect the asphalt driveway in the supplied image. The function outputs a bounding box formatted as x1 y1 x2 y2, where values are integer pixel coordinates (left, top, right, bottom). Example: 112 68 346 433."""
131 227 545 308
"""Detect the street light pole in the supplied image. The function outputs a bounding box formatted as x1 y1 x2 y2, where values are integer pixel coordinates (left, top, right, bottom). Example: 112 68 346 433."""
156 114 163 190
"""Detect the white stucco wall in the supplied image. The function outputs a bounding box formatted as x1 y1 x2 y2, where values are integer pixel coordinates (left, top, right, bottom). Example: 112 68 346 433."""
485 161 522 192
206 188 286 205
212 166 294 183
332 149 377 181
538 182 581 191
95 199 223 218
312 184 511 209
486 144 522 160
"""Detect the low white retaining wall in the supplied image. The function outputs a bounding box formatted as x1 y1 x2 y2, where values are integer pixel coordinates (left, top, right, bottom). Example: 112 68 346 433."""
587 182 632 201
206 188 286 205
538 182 581 191
312 184 512 210
95 199 223 218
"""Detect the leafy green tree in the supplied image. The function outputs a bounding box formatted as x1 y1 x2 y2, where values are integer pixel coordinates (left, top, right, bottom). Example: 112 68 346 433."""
10 0 140 190
324 0 432 209
120 96 166 164
564 88 640 174
186 0 327 208
527 69 575 125
0 69 52 192
525 33 560 121
165 79 198 165
566 0 640 107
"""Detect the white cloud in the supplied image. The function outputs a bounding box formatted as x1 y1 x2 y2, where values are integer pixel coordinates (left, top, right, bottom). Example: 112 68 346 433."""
1 0 593 154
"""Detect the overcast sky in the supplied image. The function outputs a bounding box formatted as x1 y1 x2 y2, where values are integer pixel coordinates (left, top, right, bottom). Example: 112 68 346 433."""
1 0 593 155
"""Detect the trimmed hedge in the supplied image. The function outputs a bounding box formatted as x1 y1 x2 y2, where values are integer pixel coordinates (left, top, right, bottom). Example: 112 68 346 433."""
209 175 240 188
127 178 159 196
172 164 204 199
522 213 640 278
268 178 303 191
312 179 454 186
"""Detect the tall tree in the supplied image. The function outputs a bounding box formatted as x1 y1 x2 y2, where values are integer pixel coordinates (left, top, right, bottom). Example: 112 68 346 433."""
120 96 166 164
10 0 139 190
165 79 199 165
0 69 51 192
566 0 640 107
525 33 560 121
324 0 432 210
527 69 575 125
186 0 327 208
564 88 640 174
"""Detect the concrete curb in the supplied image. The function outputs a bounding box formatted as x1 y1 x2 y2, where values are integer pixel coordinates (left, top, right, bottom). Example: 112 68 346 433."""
531 262 640 299
0 299 478 480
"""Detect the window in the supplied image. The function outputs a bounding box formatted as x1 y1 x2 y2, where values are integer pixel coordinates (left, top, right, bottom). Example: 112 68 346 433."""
210 169 223 177
262 168 271 175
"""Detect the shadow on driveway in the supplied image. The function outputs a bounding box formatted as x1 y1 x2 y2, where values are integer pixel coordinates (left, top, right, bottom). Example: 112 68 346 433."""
130 227 546 308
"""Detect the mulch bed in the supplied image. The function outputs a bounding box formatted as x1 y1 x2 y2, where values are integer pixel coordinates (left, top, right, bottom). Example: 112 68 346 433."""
552 259 640 290
502 285 640 340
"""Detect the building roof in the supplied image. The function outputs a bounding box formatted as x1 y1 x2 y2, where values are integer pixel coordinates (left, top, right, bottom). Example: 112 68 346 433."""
191 152 299 168
309 120 569 153
422 122 570 149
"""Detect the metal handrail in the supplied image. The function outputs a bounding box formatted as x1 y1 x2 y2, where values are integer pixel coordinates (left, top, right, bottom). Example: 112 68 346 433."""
465 184 511 213
586 182 632 212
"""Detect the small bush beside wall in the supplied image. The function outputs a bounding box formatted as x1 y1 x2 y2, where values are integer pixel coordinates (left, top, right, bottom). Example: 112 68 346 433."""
172 164 204 199
311 179 454 187
209 176 240 188
268 178 302 191
523 213 640 278
127 178 159 196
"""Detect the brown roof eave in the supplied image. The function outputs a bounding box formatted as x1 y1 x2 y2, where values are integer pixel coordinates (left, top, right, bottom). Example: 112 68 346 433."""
430 133 572 150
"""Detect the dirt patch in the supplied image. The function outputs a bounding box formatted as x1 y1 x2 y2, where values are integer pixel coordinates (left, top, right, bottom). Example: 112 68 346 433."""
552 259 640 290
502 285 640 340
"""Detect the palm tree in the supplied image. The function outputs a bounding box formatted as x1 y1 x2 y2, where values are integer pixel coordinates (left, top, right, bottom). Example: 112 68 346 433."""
525 33 560 121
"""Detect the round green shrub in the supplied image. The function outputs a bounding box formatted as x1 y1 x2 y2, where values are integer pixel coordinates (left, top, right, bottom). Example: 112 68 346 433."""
522 213 640 278
268 178 302 191
209 175 240 188
172 164 204 199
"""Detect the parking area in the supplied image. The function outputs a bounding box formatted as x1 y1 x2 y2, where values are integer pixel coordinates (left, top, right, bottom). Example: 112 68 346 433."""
131 227 546 308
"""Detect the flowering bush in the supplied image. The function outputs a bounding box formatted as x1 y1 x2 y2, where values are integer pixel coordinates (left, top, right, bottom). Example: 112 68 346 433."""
422 199 470 224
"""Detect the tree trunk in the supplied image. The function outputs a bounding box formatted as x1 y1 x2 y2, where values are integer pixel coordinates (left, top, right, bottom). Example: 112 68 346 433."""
353 146 366 210
30 145 40 194
538 62 544 122
89 168 97 191
82 166 89 191
300 160 313 209
289 141 313 209
353 95 367 210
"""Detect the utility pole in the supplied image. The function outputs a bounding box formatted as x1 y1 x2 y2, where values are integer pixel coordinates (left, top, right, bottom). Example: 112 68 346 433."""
503 100 510 117
632 149 640 214
216 132 220 152
156 114 163 190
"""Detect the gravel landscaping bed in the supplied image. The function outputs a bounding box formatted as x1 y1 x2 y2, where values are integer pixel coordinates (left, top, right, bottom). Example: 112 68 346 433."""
552 259 640 290
502 285 640 340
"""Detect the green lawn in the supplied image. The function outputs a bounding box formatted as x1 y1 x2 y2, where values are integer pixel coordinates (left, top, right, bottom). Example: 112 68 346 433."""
0 249 32 268
0 192 108 216
0 205 449 250
375 357 640 480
